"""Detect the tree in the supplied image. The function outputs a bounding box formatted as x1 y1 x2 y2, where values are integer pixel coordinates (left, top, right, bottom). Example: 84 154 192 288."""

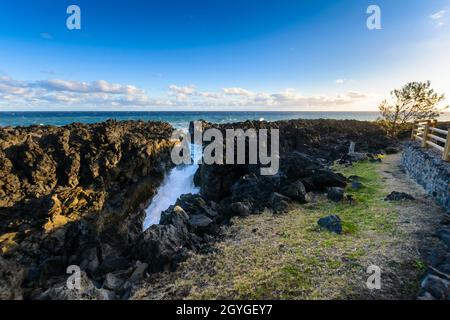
378 81 448 137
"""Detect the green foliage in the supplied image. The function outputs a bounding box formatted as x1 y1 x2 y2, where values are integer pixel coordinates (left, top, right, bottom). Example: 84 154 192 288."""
378 81 448 137
414 259 427 272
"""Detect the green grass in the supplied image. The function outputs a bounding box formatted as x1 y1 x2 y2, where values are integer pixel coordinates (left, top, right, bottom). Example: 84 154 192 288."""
133 160 421 300
329 161 398 235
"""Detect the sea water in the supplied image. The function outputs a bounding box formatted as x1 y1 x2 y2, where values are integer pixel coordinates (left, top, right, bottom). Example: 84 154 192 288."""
2 111 449 129
0 111 385 128
143 144 203 229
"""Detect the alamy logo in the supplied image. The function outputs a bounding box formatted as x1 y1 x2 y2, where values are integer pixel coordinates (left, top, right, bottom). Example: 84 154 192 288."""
366 265 381 290
367 5 382 30
66 265 81 290
171 121 280 176
64 6 382 33
67 5 81 30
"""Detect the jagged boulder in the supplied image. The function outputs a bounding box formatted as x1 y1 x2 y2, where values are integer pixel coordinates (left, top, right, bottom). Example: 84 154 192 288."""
280 180 307 203
135 224 195 273
0 256 25 300
318 215 343 235
385 191 415 201
230 202 251 217
419 274 450 300
0 121 176 298
327 187 345 203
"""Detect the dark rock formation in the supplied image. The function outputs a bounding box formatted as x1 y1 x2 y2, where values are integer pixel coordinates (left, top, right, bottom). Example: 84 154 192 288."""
350 181 363 190
280 180 307 203
191 119 392 213
419 222 450 300
0 256 25 299
0 120 175 299
134 194 220 272
384 191 415 201
385 146 400 154
230 202 251 217
0 118 396 299
419 274 450 300
190 118 395 159
194 151 348 217
327 187 345 202
176 119 393 256
139 118 394 263
318 215 342 235
438 229 450 251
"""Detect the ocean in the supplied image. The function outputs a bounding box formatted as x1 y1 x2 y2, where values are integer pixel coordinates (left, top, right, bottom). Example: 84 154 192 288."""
1 111 449 129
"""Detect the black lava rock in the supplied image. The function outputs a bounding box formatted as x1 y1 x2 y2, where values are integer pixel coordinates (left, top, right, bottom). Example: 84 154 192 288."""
327 187 345 202
280 180 307 203
384 191 415 201
318 215 342 234
351 181 363 190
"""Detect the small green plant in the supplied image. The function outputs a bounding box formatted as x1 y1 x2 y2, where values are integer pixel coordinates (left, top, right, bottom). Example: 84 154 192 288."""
342 221 358 234
414 259 427 272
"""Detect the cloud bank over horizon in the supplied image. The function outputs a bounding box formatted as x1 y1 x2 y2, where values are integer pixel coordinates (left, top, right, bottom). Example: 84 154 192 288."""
0 75 375 110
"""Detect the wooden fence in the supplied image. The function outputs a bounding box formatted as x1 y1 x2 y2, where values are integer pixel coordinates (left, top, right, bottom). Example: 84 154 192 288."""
411 120 450 161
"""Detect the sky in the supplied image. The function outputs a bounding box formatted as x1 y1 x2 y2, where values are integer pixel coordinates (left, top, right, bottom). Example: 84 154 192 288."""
0 0 449 111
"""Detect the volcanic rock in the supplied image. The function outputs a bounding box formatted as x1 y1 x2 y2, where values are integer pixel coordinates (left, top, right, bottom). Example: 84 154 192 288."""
318 215 343 235
384 191 415 201
327 187 345 202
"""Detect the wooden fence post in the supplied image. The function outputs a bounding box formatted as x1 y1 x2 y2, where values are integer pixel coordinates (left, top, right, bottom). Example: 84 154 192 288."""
443 131 450 162
422 121 430 148
411 121 416 141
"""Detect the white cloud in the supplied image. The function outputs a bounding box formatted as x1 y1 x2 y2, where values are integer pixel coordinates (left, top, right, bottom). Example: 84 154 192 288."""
0 76 373 109
168 84 195 95
431 10 445 20
335 79 357 85
0 83 29 95
346 91 368 99
0 76 151 108
430 10 446 27
37 79 143 95
267 89 369 107
166 86 371 108
222 87 254 96
168 84 197 101
0 76 32 96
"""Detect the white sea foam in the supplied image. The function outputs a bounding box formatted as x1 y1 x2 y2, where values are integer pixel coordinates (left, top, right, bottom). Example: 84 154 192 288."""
143 144 202 230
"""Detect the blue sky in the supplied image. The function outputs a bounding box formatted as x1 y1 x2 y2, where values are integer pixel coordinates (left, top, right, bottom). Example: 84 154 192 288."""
0 0 449 111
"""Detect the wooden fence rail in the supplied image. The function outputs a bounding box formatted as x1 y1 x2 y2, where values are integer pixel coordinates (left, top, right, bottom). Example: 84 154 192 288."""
411 120 450 161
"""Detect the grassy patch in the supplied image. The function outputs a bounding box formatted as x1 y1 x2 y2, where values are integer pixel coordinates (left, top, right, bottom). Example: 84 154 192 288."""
413 259 427 273
330 161 398 235
134 160 422 300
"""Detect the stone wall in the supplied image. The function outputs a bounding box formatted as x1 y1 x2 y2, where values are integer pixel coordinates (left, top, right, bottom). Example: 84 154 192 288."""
402 142 450 300
402 142 450 213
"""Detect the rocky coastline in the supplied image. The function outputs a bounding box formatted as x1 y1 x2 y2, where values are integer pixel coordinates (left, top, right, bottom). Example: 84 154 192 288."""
0 118 398 299
0 120 175 299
